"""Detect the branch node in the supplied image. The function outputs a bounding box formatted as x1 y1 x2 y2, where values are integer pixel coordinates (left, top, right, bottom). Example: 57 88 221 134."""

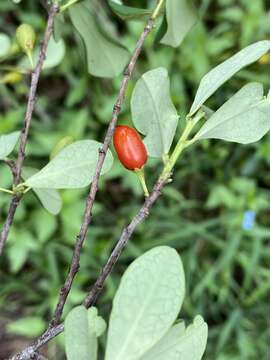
75 263 80 273
113 103 121 113
123 65 131 77
145 21 153 32
144 209 150 217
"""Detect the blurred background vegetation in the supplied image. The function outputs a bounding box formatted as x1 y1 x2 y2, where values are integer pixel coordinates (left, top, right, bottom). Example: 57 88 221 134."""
1 0 270 359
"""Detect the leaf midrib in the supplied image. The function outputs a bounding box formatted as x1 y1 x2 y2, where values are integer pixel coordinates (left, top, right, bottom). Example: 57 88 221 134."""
81 7 118 74
26 158 97 186
115 268 162 360
191 41 270 113
197 97 266 138
142 76 165 153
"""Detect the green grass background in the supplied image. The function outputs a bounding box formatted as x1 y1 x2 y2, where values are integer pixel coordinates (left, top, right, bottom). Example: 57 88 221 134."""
1 0 270 358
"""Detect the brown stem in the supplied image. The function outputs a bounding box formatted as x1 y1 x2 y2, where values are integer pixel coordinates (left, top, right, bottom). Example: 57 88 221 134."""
3 159 17 180
8 324 64 360
50 17 155 327
0 3 59 256
84 178 167 307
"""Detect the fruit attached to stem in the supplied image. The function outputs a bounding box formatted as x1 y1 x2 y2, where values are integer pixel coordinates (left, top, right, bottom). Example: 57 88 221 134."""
113 125 149 196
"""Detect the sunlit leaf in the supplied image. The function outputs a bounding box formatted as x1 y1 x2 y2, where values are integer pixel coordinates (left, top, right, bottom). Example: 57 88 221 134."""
190 40 270 115
141 316 208 360
24 140 113 189
195 82 270 144
0 131 20 159
22 167 62 215
65 306 106 360
105 246 185 360
161 0 197 48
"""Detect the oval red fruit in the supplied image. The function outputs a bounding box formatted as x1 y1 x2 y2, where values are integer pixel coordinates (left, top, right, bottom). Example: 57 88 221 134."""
113 126 147 170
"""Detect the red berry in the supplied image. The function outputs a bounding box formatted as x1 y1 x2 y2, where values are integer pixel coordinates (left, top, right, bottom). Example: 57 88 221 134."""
113 126 148 170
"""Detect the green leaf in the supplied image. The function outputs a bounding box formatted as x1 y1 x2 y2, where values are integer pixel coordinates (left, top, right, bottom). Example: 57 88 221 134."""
190 40 270 115
195 82 270 144
22 167 62 215
161 0 197 48
0 33 11 57
32 209 57 243
88 307 107 337
131 67 178 158
8 242 29 273
201 105 214 119
69 1 129 78
8 230 38 273
105 246 185 360
108 0 151 21
43 37 65 69
33 187 62 214
140 316 208 360
0 131 20 159
154 15 167 46
6 317 46 338
24 140 113 189
65 305 106 360
54 13 65 42
20 37 65 70
50 135 74 159
206 185 236 209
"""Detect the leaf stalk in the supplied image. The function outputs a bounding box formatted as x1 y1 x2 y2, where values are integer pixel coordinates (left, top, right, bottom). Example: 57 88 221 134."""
160 110 205 180
135 167 149 197
0 187 14 195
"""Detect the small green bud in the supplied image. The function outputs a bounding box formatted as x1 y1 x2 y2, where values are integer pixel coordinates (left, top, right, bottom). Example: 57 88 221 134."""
16 23 36 53
16 24 36 68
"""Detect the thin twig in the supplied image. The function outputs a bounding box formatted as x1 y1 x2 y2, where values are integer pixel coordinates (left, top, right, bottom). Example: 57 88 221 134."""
50 17 156 327
0 3 59 256
8 177 168 360
31 352 48 360
84 178 167 307
3 159 17 181
8 324 64 360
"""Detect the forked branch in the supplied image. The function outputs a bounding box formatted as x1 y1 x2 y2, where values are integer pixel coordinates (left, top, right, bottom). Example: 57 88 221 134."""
9 177 168 360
